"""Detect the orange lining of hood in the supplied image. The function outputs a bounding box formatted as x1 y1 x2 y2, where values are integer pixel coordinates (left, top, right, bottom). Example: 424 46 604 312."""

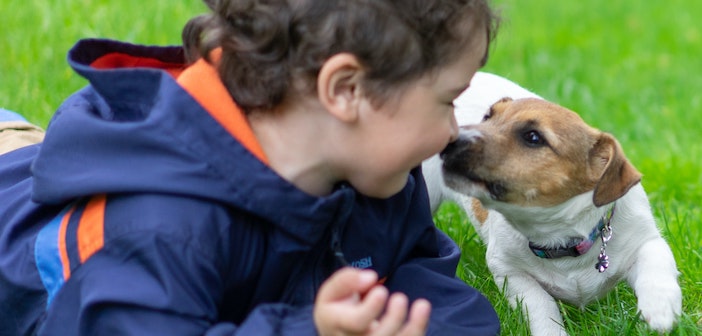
176 50 268 164
89 49 268 164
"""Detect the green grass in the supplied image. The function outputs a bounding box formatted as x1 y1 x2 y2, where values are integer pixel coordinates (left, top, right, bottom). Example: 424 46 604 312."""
0 1 207 126
2 0 700 334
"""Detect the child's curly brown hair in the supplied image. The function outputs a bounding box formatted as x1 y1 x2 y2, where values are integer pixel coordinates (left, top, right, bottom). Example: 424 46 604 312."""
183 0 499 113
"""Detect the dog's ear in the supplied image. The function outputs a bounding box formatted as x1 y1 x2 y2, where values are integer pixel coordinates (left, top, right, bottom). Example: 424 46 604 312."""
589 133 642 206
490 97 514 116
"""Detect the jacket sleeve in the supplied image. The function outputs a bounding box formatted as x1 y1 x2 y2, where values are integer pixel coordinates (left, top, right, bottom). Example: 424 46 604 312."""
382 168 500 336
35 196 319 336
204 305 316 335
383 230 500 336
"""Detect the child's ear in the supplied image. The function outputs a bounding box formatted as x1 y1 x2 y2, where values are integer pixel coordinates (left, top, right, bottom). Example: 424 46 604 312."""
317 53 364 123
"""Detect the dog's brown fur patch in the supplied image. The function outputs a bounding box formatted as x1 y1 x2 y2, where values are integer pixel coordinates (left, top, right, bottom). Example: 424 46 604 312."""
471 198 489 224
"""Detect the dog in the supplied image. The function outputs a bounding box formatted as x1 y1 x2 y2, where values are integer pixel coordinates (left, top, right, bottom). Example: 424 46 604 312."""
423 76 682 335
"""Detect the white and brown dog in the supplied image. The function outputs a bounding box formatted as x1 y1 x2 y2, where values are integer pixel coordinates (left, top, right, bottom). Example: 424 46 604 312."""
424 73 682 335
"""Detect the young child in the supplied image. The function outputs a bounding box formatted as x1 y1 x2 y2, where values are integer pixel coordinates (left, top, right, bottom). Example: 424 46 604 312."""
0 0 500 334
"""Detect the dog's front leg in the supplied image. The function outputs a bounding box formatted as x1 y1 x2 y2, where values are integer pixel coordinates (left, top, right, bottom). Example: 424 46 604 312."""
496 274 568 336
627 238 682 332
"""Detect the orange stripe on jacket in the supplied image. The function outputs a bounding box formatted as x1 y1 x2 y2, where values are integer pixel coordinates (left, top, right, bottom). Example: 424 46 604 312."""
77 195 106 263
176 50 269 164
58 207 76 280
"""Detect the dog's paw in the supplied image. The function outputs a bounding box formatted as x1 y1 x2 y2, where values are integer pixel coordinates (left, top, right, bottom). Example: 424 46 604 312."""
637 282 682 332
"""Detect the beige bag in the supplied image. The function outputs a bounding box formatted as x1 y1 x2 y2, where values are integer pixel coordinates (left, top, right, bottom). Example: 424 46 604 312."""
0 121 45 155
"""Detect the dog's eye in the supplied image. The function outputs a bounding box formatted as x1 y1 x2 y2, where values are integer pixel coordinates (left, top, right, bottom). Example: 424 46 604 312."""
522 130 546 147
482 112 492 122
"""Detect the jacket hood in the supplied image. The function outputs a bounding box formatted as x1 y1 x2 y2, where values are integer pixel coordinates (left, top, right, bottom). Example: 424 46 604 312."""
31 39 353 244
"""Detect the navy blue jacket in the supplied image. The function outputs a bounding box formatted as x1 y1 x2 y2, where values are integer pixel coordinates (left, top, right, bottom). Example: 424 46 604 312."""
0 39 499 335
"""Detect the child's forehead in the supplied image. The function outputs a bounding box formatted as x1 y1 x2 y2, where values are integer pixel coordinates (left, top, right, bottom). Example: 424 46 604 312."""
426 36 489 87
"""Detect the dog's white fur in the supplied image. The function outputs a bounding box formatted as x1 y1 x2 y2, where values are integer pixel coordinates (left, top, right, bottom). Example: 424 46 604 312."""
424 72 682 335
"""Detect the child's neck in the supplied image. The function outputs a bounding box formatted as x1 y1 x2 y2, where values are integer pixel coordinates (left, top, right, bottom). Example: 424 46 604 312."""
248 101 342 197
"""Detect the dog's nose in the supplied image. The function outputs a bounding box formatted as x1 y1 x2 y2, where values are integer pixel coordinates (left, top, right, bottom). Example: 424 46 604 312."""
440 129 482 159
440 137 466 159
440 141 459 160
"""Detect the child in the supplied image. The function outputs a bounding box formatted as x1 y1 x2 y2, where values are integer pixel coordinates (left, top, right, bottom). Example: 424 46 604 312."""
0 0 500 334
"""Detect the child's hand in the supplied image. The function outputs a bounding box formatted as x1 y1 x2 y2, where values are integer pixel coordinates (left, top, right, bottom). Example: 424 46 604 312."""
314 267 431 336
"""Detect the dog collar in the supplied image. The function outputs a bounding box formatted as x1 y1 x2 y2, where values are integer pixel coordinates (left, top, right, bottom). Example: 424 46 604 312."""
529 204 615 259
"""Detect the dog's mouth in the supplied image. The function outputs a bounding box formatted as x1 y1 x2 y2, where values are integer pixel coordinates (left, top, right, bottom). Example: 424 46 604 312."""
471 175 507 201
443 166 508 201
464 172 488 187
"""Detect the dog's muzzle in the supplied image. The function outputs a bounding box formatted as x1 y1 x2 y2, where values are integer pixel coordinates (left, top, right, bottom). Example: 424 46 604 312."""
440 129 508 201
440 128 482 161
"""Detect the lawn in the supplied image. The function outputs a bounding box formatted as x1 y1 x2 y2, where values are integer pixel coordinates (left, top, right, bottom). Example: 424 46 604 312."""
1 0 700 335
0 0 207 126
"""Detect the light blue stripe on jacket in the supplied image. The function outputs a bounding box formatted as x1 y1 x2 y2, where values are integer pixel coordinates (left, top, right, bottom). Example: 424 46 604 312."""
34 205 73 307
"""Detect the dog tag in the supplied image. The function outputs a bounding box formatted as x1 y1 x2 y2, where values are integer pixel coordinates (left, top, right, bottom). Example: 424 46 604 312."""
595 253 609 272
595 218 613 273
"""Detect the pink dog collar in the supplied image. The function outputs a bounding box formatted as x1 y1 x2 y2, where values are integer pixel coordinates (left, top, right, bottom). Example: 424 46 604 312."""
528 204 615 262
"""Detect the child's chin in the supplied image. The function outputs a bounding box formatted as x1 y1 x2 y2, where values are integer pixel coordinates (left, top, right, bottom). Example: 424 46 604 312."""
357 177 408 199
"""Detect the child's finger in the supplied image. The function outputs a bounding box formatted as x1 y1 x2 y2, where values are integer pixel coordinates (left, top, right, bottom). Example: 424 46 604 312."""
315 268 388 334
316 267 378 303
333 285 389 332
398 298 432 336
368 292 409 335
316 285 389 334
